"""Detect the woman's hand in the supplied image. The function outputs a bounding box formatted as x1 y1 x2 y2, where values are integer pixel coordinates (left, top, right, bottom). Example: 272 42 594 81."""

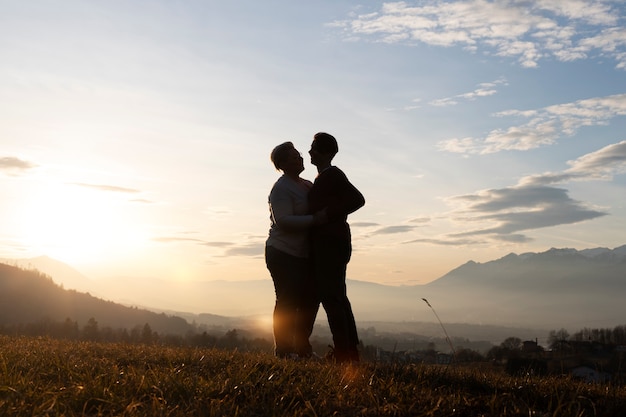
313 208 329 225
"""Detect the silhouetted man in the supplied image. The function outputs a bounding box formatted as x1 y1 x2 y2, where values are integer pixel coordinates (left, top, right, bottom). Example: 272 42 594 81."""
308 132 365 363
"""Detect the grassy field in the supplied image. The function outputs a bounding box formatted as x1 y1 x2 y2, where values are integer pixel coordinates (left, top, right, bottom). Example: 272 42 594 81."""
1 335 625 416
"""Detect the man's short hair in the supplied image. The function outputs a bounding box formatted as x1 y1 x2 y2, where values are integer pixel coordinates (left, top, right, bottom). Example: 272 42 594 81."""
312 132 339 156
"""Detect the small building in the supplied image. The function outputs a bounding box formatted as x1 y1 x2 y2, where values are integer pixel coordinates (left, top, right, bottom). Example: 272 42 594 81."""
436 352 452 364
522 340 543 354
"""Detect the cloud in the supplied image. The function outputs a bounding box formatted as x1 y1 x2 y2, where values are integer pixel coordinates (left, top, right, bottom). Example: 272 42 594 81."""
438 93 626 154
535 0 617 25
521 140 626 185
150 235 264 258
152 236 262 257
351 222 381 228
410 186 602 245
153 237 238 249
566 140 626 176
129 198 156 204
429 78 507 107
204 206 233 219
332 0 626 69
402 187 603 246
201 241 234 248
363 220 428 241
71 183 141 193
403 237 483 246
371 225 416 235
429 97 459 107
407 141 622 245
152 237 206 244
432 180 609 244
0 156 37 175
448 185 606 239
223 243 264 257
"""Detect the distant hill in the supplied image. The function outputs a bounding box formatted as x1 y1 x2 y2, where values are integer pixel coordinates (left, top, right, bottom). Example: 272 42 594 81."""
416 245 626 328
6 245 626 333
0 255 93 292
0 263 193 335
429 246 626 290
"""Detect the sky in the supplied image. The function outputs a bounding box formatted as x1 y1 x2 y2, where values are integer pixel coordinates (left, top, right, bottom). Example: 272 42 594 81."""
1 0 625 287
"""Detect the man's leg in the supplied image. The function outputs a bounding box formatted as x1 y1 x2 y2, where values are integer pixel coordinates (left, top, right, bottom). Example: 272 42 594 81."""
313 237 359 362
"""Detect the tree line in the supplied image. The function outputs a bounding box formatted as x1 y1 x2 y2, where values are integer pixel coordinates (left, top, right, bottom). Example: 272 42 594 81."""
3 313 625 369
0 317 273 352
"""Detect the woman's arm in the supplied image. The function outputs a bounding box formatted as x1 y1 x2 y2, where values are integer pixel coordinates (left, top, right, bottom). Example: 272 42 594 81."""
269 184 323 231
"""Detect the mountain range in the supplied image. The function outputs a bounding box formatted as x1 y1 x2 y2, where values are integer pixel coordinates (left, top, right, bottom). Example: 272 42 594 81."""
3 245 626 336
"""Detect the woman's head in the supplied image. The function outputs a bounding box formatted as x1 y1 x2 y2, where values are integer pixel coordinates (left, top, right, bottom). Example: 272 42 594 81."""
271 142 295 170
270 141 304 174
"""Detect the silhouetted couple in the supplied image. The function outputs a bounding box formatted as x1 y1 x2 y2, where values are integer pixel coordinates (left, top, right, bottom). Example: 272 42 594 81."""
265 132 365 363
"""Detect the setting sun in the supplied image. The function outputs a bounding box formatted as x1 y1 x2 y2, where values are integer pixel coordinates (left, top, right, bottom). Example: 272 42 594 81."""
14 181 146 265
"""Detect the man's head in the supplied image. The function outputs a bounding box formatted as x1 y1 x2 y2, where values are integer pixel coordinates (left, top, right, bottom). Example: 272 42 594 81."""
311 132 338 156
309 132 338 168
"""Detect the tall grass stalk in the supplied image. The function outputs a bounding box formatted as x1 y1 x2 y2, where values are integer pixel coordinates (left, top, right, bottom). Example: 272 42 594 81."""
422 298 456 357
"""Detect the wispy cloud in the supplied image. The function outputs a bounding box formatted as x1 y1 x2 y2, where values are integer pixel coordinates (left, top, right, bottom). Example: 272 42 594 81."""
153 236 235 248
201 241 234 248
521 140 626 185
438 93 626 154
71 183 141 193
152 235 264 258
129 198 156 204
429 78 508 107
204 206 233 219
371 225 416 235
409 217 431 224
224 243 264 257
404 237 482 246
0 156 37 175
351 222 381 228
331 0 626 69
152 237 206 244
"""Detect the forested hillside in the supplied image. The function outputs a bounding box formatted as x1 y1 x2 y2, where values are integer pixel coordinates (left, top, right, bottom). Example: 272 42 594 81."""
0 263 192 336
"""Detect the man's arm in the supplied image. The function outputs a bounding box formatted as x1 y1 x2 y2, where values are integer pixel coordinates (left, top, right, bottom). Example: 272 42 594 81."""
326 168 365 221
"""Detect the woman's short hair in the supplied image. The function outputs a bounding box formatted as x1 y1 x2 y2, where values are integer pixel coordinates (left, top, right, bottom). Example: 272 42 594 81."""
270 141 295 170
312 132 339 156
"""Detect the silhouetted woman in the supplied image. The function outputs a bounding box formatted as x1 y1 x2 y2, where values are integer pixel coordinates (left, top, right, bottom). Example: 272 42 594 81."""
265 141 325 358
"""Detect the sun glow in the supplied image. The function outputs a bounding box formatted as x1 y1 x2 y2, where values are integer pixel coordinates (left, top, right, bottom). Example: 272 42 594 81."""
255 315 274 332
15 181 147 264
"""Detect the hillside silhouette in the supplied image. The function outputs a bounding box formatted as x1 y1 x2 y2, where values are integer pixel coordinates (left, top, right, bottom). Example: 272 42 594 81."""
0 263 192 336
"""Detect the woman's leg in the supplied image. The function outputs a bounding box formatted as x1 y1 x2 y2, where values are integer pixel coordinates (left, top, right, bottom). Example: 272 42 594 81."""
265 246 301 357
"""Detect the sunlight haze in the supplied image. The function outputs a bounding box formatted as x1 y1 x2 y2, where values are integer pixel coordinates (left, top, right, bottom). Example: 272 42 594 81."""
1 0 625 290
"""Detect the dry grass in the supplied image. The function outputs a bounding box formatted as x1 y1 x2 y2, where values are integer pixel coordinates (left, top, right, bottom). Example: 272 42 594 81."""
1 335 625 416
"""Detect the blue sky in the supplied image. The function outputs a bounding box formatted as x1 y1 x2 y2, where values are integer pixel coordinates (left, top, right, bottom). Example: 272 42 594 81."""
1 0 625 286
